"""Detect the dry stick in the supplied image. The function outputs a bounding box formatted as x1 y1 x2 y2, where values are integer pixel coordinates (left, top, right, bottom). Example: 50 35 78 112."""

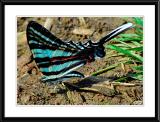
73 17 93 35
44 18 53 31
91 60 128 76
17 31 26 45
72 28 93 35
78 17 86 27
77 82 142 96
113 76 128 83
111 82 142 86
79 87 100 92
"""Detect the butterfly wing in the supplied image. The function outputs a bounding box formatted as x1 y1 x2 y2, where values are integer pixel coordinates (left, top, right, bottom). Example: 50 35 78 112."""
27 21 86 83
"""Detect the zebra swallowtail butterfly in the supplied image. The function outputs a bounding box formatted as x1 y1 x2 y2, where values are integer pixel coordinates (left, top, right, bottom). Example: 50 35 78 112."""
27 21 133 83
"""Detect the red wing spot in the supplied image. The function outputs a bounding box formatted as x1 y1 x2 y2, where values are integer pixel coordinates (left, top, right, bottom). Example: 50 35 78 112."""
50 55 79 62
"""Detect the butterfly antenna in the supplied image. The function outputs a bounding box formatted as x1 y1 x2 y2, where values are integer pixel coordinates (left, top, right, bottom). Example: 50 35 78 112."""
98 23 133 45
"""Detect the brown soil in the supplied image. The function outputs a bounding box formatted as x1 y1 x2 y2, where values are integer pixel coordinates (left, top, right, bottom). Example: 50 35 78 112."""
17 17 143 105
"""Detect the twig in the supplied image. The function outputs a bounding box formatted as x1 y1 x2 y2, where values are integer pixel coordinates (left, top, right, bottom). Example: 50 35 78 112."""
78 17 86 27
44 18 53 31
111 82 142 86
91 61 128 76
113 77 128 82
72 28 93 35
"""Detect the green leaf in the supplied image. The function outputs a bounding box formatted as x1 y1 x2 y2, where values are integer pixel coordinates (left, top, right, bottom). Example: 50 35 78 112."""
131 65 143 72
128 72 143 81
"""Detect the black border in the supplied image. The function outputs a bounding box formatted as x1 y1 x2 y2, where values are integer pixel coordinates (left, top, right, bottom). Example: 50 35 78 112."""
0 0 159 122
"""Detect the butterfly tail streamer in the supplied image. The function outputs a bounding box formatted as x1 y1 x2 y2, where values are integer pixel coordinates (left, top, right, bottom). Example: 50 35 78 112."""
99 23 133 45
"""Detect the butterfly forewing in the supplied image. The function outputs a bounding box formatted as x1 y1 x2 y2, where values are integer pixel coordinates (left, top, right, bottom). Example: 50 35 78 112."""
27 21 86 83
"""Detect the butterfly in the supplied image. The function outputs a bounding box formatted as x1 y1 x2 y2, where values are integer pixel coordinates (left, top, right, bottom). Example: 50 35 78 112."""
27 21 133 83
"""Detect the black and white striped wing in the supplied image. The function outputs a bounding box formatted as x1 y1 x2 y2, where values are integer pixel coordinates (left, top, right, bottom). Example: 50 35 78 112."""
27 21 86 83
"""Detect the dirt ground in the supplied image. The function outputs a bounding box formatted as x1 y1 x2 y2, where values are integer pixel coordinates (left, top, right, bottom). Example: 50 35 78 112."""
17 17 143 105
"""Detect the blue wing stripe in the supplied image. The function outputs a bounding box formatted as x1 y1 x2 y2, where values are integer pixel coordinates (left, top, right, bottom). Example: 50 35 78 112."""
35 56 82 67
29 27 60 46
41 62 85 81
40 60 81 73
29 40 43 45
40 60 85 76
32 49 70 58
27 21 87 83
28 29 79 53
28 22 78 50
28 32 57 48
29 38 77 54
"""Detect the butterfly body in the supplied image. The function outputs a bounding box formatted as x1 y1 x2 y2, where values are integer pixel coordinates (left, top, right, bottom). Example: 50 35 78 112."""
27 21 133 83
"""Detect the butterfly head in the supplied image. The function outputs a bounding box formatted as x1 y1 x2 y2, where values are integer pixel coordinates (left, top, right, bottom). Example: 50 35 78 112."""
93 45 106 59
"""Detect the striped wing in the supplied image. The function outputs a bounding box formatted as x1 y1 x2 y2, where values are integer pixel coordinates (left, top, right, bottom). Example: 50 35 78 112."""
27 21 86 83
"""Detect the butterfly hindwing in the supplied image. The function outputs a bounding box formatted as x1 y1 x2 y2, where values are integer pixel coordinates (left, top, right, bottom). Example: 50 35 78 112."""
27 21 86 83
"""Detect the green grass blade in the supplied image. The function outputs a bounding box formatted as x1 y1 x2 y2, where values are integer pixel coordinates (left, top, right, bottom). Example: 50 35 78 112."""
91 61 128 76
119 34 140 38
129 46 143 52
115 40 134 48
128 72 143 81
111 37 142 42
106 45 143 62
133 17 143 26
131 65 143 72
